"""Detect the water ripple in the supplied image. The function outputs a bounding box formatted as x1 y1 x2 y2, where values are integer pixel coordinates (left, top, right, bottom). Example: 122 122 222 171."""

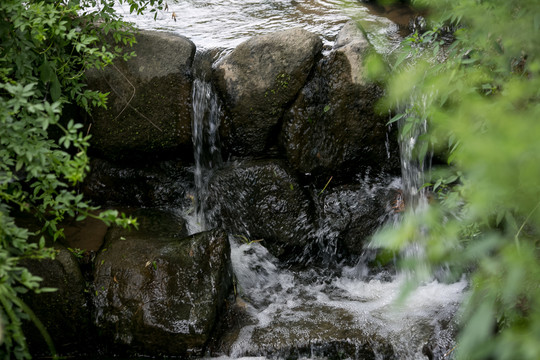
112 0 400 51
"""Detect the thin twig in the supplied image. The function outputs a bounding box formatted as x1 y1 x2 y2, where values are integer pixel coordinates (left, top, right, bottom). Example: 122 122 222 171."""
318 176 333 195
110 62 136 122
103 62 163 132
514 199 540 251
443 345 456 358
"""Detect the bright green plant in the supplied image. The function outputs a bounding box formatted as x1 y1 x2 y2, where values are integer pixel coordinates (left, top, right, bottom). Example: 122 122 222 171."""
0 0 163 358
234 234 263 246
369 0 540 359
67 247 85 259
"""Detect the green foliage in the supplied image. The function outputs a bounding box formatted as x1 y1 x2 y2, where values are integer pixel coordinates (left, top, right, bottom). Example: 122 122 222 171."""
234 234 263 246
371 0 540 359
0 0 163 358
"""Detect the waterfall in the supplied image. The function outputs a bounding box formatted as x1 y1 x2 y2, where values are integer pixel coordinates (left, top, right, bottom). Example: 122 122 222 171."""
397 95 432 213
180 41 460 360
387 94 435 273
189 76 222 234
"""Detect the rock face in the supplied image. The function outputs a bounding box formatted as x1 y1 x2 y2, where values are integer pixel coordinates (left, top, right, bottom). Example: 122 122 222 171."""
318 182 398 256
214 28 322 156
206 160 314 260
83 157 194 209
92 224 233 356
86 30 196 161
21 244 93 356
236 304 395 360
281 21 399 179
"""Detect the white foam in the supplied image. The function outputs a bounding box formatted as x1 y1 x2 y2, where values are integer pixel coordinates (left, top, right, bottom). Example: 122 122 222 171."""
229 238 467 359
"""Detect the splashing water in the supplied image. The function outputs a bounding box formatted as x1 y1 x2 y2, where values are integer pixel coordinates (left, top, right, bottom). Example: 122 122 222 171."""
227 239 466 359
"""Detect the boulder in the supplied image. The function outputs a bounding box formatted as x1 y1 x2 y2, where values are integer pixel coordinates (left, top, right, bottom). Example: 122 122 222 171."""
317 181 399 256
280 21 400 180
213 28 322 156
232 304 395 360
86 30 195 161
206 160 314 260
20 243 93 356
92 223 232 356
117 208 190 239
82 157 194 209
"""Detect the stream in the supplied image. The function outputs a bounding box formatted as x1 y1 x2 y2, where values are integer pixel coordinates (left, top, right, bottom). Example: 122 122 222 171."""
111 0 403 53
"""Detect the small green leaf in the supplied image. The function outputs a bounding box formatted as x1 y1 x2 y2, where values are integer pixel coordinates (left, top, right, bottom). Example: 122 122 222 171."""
50 76 61 101
433 178 442 191
402 121 414 136
388 113 405 125
39 60 54 83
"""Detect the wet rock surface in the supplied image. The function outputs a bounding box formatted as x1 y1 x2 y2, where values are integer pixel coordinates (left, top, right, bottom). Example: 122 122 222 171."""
92 223 233 356
86 30 195 161
83 157 194 209
206 159 314 260
318 181 398 256
20 243 93 356
280 22 399 179
236 304 395 360
214 28 322 156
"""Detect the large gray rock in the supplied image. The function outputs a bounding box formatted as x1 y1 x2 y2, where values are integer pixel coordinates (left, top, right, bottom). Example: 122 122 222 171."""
281 21 399 179
206 160 314 260
86 30 196 161
21 244 93 356
213 28 322 156
92 224 232 356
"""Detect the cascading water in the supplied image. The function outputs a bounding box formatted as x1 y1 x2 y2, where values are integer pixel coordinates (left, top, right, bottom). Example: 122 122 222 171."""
183 55 464 360
212 102 465 360
188 74 222 234
393 94 437 274
397 96 432 212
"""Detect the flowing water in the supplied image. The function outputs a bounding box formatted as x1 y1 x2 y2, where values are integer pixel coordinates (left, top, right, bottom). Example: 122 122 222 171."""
397 96 432 212
112 1 466 358
226 239 466 359
111 0 402 53
189 77 222 233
